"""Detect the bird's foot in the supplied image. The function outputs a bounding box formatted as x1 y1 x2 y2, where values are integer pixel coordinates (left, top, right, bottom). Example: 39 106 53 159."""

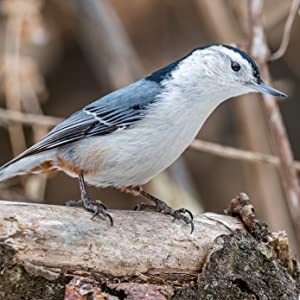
135 200 194 234
83 198 113 226
65 197 113 226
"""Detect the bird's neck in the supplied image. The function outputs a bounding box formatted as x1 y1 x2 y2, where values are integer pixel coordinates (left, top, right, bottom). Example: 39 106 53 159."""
160 77 232 132
160 50 242 121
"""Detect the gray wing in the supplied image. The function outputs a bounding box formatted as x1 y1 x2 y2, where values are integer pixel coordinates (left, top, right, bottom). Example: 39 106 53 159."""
20 79 161 157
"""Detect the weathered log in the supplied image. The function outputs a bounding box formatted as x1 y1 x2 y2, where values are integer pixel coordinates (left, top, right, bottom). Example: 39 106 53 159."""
0 199 299 300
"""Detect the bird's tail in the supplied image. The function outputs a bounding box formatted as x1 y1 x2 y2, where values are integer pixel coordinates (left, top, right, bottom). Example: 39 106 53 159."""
0 150 57 183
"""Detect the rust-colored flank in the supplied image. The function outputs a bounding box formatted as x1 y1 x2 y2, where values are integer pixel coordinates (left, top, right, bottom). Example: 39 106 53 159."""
30 160 57 174
57 156 80 175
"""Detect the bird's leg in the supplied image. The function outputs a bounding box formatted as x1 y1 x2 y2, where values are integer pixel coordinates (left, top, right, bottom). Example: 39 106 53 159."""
66 173 113 226
126 187 194 233
79 173 113 225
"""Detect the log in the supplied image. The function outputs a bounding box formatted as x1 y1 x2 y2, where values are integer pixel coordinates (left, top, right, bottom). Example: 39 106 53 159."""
0 199 299 300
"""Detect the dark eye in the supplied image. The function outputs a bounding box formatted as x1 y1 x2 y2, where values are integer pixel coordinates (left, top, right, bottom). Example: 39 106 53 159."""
231 61 241 72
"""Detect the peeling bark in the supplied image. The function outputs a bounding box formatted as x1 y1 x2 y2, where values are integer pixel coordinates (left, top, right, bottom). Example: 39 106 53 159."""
0 199 298 299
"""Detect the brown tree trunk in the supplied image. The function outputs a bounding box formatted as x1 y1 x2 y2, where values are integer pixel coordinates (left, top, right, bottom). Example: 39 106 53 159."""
0 198 299 299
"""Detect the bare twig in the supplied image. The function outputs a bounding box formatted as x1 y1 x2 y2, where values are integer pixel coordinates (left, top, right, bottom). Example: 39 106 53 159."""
249 0 300 248
190 139 300 172
0 108 61 128
269 0 300 61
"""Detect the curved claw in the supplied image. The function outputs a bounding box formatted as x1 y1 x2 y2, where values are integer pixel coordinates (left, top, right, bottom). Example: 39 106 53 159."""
176 208 194 220
106 213 114 227
91 208 114 226
171 208 195 234
91 211 98 220
187 219 195 234
185 209 194 221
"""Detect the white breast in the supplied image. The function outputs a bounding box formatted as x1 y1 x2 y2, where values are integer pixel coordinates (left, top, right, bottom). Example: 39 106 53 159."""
75 83 228 188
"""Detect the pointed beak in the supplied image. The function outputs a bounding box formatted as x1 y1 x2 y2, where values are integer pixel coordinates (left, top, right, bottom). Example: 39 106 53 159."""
246 80 287 97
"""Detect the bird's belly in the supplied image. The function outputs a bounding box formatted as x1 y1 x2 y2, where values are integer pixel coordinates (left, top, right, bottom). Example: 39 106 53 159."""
72 119 200 188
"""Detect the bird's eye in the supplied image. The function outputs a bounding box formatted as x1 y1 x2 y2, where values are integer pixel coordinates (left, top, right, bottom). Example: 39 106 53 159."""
231 61 241 72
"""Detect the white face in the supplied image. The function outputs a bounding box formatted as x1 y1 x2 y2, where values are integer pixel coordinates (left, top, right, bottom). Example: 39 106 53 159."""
173 45 286 98
209 46 258 88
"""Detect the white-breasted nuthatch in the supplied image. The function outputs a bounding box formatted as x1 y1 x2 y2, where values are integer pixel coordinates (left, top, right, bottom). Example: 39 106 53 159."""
0 44 287 232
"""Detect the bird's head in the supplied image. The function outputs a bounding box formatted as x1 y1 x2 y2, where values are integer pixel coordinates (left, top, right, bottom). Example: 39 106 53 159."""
148 45 287 100
197 44 287 97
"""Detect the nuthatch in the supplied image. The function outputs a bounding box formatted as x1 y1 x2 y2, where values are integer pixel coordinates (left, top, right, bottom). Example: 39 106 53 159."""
0 45 287 232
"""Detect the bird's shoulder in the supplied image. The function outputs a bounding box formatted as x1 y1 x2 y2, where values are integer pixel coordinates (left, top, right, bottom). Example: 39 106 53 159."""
86 79 162 111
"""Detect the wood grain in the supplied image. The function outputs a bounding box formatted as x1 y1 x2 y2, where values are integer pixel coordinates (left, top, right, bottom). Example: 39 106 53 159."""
0 201 243 279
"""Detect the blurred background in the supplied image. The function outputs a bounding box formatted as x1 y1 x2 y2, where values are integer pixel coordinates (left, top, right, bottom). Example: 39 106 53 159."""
0 0 299 253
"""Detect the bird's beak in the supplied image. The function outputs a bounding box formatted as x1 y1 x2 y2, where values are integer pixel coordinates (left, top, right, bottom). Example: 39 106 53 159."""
246 80 287 97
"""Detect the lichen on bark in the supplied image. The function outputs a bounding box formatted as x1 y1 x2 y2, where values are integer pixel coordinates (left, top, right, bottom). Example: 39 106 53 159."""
173 230 299 299
0 241 67 300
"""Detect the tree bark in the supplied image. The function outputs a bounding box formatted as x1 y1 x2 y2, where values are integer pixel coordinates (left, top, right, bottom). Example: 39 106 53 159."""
0 200 298 299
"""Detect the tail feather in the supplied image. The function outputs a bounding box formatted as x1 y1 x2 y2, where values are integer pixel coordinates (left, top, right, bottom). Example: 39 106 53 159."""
0 150 57 183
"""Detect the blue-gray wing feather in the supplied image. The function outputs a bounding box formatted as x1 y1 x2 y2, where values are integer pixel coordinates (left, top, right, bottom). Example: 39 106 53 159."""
21 79 161 156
